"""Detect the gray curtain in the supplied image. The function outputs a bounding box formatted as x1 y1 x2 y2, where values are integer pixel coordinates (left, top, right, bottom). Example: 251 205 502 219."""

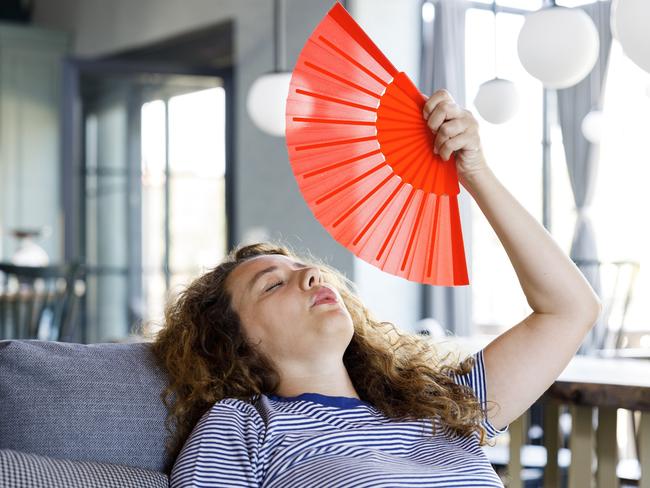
556 1 612 354
419 0 472 336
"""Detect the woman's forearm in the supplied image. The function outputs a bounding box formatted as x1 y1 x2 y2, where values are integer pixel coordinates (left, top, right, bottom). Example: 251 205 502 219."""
459 165 601 318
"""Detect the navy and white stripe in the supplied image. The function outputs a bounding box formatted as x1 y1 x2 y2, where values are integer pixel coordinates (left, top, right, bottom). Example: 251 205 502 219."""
451 348 507 440
170 348 508 487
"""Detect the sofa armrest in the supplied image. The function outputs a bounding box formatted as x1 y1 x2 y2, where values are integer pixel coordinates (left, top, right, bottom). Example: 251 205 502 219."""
0 449 168 488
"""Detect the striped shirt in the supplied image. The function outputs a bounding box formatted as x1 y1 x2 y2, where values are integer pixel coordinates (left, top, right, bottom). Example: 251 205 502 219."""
170 348 508 487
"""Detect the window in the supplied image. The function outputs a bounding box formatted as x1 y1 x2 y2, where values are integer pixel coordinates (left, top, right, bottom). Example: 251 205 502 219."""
141 87 228 327
83 82 228 343
466 4 650 336
465 7 544 332
472 0 543 9
591 39 650 332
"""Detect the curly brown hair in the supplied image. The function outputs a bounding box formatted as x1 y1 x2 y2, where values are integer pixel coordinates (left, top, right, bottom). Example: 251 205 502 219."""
148 240 500 468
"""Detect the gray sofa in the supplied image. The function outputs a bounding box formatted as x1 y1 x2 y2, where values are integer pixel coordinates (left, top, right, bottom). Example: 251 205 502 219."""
0 339 173 487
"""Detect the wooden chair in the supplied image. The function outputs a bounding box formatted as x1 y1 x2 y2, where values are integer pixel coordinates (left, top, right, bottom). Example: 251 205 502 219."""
503 259 642 487
0 263 85 342
572 259 640 354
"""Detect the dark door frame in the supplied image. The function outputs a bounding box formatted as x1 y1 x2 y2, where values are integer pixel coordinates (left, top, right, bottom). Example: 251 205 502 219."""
61 58 235 342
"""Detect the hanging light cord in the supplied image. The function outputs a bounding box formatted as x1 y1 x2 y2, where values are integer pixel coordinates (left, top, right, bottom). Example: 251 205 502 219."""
591 1 602 111
493 0 498 79
274 0 287 72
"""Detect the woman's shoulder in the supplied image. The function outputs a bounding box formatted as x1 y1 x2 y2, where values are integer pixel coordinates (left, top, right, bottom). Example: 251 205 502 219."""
213 396 258 408
194 396 265 426
208 396 262 414
188 396 267 438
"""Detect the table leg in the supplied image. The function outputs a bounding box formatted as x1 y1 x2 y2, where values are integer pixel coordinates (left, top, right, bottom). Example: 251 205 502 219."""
568 405 594 488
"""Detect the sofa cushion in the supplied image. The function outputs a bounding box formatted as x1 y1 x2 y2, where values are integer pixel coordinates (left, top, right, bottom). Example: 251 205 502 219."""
0 340 173 473
0 449 168 488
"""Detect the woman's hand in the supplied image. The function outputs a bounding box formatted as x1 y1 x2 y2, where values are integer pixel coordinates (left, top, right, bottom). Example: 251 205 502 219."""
422 89 489 181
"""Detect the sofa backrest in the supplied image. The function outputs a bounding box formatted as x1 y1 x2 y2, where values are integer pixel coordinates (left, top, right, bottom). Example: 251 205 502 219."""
0 339 173 474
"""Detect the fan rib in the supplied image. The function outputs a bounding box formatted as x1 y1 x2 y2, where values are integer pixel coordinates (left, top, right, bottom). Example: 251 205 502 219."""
378 101 421 121
377 127 427 140
448 196 468 282
315 161 388 205
401 190 428 272
378 117 425 128
415 148 439 195
293 117 375 126
379 131 425 146
332 173 394 228
387 138 429 176
426 198 441 278
379 126 429 136
327 3 398 77
353 180 404 246
383 74 422 109
295 89 377 112
394 133 430 161
390 138 433 183
377 186 417 261
303 149 383 179
423 195 435 278
386 93 420 113
295 135 376 151
317 35 390 88
304 61 382 99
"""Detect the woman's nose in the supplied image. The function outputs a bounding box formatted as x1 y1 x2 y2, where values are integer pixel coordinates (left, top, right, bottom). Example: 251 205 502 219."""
302 266 322 288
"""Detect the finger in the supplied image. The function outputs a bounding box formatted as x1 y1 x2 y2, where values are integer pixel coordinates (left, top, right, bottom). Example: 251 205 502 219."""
438 130 477 161
422 89 453 119
433 119 466 154
426 101 465 134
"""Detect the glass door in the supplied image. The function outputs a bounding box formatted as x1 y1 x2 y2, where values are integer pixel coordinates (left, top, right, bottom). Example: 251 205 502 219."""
80 73 228 342
140 84 228 329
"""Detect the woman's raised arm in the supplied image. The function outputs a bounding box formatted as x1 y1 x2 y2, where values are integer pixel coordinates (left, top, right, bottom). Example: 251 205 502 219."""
423 89 602 431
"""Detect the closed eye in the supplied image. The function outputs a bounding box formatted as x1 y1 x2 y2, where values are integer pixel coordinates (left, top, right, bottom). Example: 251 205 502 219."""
265 280 284 292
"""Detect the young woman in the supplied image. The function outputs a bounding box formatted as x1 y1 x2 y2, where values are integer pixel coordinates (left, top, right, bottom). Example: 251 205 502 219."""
152 89 602 487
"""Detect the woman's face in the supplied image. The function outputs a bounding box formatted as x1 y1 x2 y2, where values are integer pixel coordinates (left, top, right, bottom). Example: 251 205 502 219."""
226 254 354 370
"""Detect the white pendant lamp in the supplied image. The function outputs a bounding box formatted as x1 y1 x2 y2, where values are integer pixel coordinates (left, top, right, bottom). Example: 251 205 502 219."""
474 2 519 124
517 5 599 89
611 0 650 74
475 78 519 124
247 73 292 137
246 0 291 137
581 110 604 143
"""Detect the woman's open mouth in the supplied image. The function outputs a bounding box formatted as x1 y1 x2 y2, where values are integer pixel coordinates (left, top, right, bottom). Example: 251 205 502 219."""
311 286 339 307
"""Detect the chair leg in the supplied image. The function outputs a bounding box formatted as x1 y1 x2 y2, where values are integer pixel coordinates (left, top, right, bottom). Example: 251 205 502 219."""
640 411 650 488
508 413 526 488
596 406 617 488
568 405 594 488
544 399 560 488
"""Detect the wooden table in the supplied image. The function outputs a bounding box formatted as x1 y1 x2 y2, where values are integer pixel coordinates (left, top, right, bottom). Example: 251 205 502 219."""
508 354 650 488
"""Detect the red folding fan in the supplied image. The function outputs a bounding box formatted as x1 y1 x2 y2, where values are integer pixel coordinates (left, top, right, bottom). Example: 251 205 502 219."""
285 2 468 286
